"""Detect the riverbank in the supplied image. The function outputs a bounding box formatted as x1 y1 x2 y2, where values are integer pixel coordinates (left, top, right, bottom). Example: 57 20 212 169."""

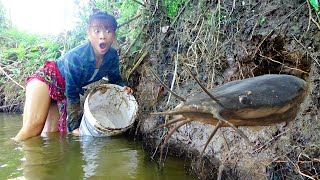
132 1 320 179
1 1 320 179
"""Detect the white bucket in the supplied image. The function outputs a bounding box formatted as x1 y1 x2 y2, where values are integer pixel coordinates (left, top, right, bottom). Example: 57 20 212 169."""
79 84 138 137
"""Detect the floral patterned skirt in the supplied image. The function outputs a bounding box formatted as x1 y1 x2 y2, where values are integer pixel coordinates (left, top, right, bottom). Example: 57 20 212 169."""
26 61 67 132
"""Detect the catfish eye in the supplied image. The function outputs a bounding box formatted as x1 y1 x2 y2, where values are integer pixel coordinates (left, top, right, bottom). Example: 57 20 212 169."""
239 95 251 105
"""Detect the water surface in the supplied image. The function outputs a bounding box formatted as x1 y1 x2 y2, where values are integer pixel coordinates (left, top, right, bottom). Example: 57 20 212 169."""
0 113 196 180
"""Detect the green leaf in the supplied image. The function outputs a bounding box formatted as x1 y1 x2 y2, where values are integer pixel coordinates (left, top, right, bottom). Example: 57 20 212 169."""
309 0 319 12
260 17 267 24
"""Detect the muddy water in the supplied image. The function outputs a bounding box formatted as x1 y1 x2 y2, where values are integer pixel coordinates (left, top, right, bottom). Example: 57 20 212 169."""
0 113 196 180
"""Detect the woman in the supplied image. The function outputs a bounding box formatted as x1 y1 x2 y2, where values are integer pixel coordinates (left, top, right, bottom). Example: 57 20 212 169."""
14 10 133 141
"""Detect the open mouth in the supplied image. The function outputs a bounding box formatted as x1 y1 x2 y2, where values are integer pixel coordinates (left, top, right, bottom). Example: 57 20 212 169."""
99 43 107 50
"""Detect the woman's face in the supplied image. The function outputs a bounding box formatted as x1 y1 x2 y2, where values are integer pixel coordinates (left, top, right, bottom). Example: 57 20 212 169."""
87 19 116 57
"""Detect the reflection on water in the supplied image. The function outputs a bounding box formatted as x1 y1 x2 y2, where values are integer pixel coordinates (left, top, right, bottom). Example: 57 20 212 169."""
21 134 83 180
0 113 196 180
80 136 139 179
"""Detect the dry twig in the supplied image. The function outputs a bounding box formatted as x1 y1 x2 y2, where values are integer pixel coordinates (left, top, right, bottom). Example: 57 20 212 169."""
259 54 309 74
148 67 186 102
118 14 142 28
306 0 320 30
0 103 21 110
251 128 291 154
0 64 25 90
291 34 320 68
127 50 148 80
166 41 180 106
122 24 147 58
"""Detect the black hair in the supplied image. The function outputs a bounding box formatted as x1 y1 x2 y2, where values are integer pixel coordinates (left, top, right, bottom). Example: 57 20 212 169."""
88 10 118 31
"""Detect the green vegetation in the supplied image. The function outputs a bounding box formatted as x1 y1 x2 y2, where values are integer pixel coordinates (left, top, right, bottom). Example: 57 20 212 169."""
0 0 141 110
308 0 320 30
0 29 64 106
164 0 184 18
309 0 319 11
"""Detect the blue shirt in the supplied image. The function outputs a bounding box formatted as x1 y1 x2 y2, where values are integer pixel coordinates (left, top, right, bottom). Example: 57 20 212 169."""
55 42 126 105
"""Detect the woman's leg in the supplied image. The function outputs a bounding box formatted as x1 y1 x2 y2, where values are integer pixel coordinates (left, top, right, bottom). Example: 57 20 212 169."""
14 80 51 141
42 101 60 133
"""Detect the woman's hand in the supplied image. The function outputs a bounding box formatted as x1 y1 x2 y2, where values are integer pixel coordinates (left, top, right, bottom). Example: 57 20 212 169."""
72 128 80 136
123 86 133 94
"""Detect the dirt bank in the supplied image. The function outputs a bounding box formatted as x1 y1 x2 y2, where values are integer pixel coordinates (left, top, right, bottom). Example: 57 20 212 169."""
131 0 320 179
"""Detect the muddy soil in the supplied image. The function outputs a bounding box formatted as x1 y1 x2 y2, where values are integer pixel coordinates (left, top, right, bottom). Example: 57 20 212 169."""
131 0 320 179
